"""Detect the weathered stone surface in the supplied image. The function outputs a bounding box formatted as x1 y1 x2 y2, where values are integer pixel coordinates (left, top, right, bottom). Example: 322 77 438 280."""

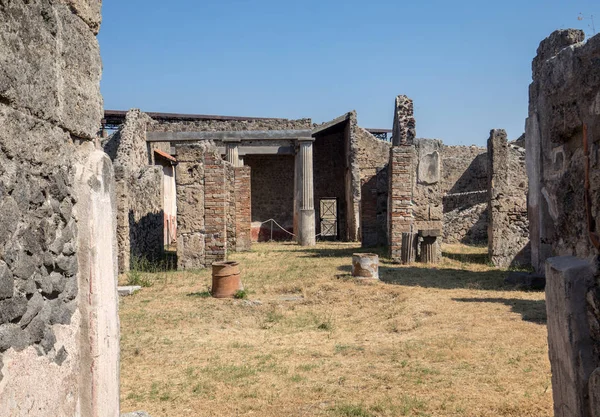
0 262 13 300
392 95 416 146
487 130 529 268
117 286 141 296
545 256 598 417
103 110 164 272
0 1 102 139
0 1 120 415
55 0 103 34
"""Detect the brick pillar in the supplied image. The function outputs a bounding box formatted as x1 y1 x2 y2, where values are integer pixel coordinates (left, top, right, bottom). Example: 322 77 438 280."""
234 166 252 251
204 150 228 265
388 146 414 262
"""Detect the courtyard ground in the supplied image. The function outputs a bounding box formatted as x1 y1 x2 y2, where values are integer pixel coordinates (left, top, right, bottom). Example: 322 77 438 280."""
118 242 552 417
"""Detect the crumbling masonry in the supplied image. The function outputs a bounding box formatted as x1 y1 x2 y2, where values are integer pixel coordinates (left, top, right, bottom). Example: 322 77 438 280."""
526 29 600 417
0 1 120 416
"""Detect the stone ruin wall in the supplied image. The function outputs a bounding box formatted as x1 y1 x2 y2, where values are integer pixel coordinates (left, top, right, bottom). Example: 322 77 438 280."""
413 139 444 237
149 117 309 242
487 129 529 268
354 126 391 247
103 110 164 272
0 1 120 416
526 29 600 417
175 143 251 269
441 145 489 244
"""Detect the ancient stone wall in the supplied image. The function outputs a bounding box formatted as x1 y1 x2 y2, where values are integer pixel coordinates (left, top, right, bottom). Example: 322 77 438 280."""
441 145 488 244
103 110 164 272
148 117 312 133
487 129 529 268
356 127 391 247
527 29 600 417
0 1 120 416
175 143 246 268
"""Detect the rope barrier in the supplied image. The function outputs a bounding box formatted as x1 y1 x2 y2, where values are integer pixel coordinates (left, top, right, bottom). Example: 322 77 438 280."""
258 219 322 240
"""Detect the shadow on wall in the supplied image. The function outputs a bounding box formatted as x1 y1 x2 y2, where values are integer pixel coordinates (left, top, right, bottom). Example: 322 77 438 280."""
128 209 172 270
447 153 488 195
461 208 489 245
509 241 532 270
453 297 546 324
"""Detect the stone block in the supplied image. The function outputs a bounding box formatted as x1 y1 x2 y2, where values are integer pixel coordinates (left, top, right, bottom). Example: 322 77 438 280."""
545 256 598 417
117 286 142 296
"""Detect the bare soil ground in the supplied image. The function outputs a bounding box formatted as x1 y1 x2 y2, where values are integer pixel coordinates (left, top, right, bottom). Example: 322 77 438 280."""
119 243 552 417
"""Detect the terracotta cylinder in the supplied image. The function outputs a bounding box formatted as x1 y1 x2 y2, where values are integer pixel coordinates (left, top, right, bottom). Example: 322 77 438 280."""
211 261 243 298
352 253 379 280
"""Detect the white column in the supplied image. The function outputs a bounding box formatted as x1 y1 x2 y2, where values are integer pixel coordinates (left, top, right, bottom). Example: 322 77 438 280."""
298 138 316 246
225 141 242 167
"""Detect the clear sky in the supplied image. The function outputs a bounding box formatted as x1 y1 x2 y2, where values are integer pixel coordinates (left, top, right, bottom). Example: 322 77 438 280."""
98 0 599 146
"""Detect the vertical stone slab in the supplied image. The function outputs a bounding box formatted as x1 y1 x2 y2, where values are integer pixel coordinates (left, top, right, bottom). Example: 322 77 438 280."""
175 145 206 270
487 129 529 268
0 1 119 415
234 166 252 252
74 146 120 417
388 146 414 262
392 95 416 147
545 256 598 417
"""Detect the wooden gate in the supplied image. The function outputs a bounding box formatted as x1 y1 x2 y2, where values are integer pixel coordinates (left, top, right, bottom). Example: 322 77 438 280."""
320 198 338 237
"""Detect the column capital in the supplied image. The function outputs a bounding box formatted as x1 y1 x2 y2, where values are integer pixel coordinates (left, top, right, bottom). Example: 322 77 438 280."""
297 137 315 143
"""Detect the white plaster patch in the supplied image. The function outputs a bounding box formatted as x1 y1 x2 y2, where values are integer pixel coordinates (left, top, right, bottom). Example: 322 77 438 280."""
0 312 81 417
542 187 560 222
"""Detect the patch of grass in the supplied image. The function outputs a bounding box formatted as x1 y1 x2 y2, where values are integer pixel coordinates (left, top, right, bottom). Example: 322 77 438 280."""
234 289 248 299
126 269 153 288
119 242 552 417
331 404 373 417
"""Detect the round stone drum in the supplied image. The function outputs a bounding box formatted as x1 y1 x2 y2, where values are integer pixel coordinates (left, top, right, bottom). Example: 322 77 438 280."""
352 253 379 280
211 261 243 298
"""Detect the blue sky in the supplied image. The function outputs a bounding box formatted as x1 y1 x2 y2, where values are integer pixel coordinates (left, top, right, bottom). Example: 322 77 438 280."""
98 0 599 146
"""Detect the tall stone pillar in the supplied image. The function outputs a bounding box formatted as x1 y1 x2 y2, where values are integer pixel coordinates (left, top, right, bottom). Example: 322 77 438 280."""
298 138 316 246
225 140 242 167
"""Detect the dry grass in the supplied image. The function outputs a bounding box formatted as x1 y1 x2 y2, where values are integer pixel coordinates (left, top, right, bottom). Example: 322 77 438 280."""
119 242 552 417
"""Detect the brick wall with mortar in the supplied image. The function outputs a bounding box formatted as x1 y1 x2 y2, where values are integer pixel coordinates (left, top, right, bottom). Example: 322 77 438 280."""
487 129 529 268
0 1 120 415
203 150 230 265
526 30 600 417
234 167 252 251
388 146 415 261
103 109 164 272
245 155 296 239
442 145 489 244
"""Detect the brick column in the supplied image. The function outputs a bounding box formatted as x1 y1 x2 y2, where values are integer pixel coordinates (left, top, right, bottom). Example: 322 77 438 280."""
234 166 252 251
388 146 414 262
204 150 228 264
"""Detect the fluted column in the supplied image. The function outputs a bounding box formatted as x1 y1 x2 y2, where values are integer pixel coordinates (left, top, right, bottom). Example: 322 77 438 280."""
298 138 316 246
225 141 242 167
